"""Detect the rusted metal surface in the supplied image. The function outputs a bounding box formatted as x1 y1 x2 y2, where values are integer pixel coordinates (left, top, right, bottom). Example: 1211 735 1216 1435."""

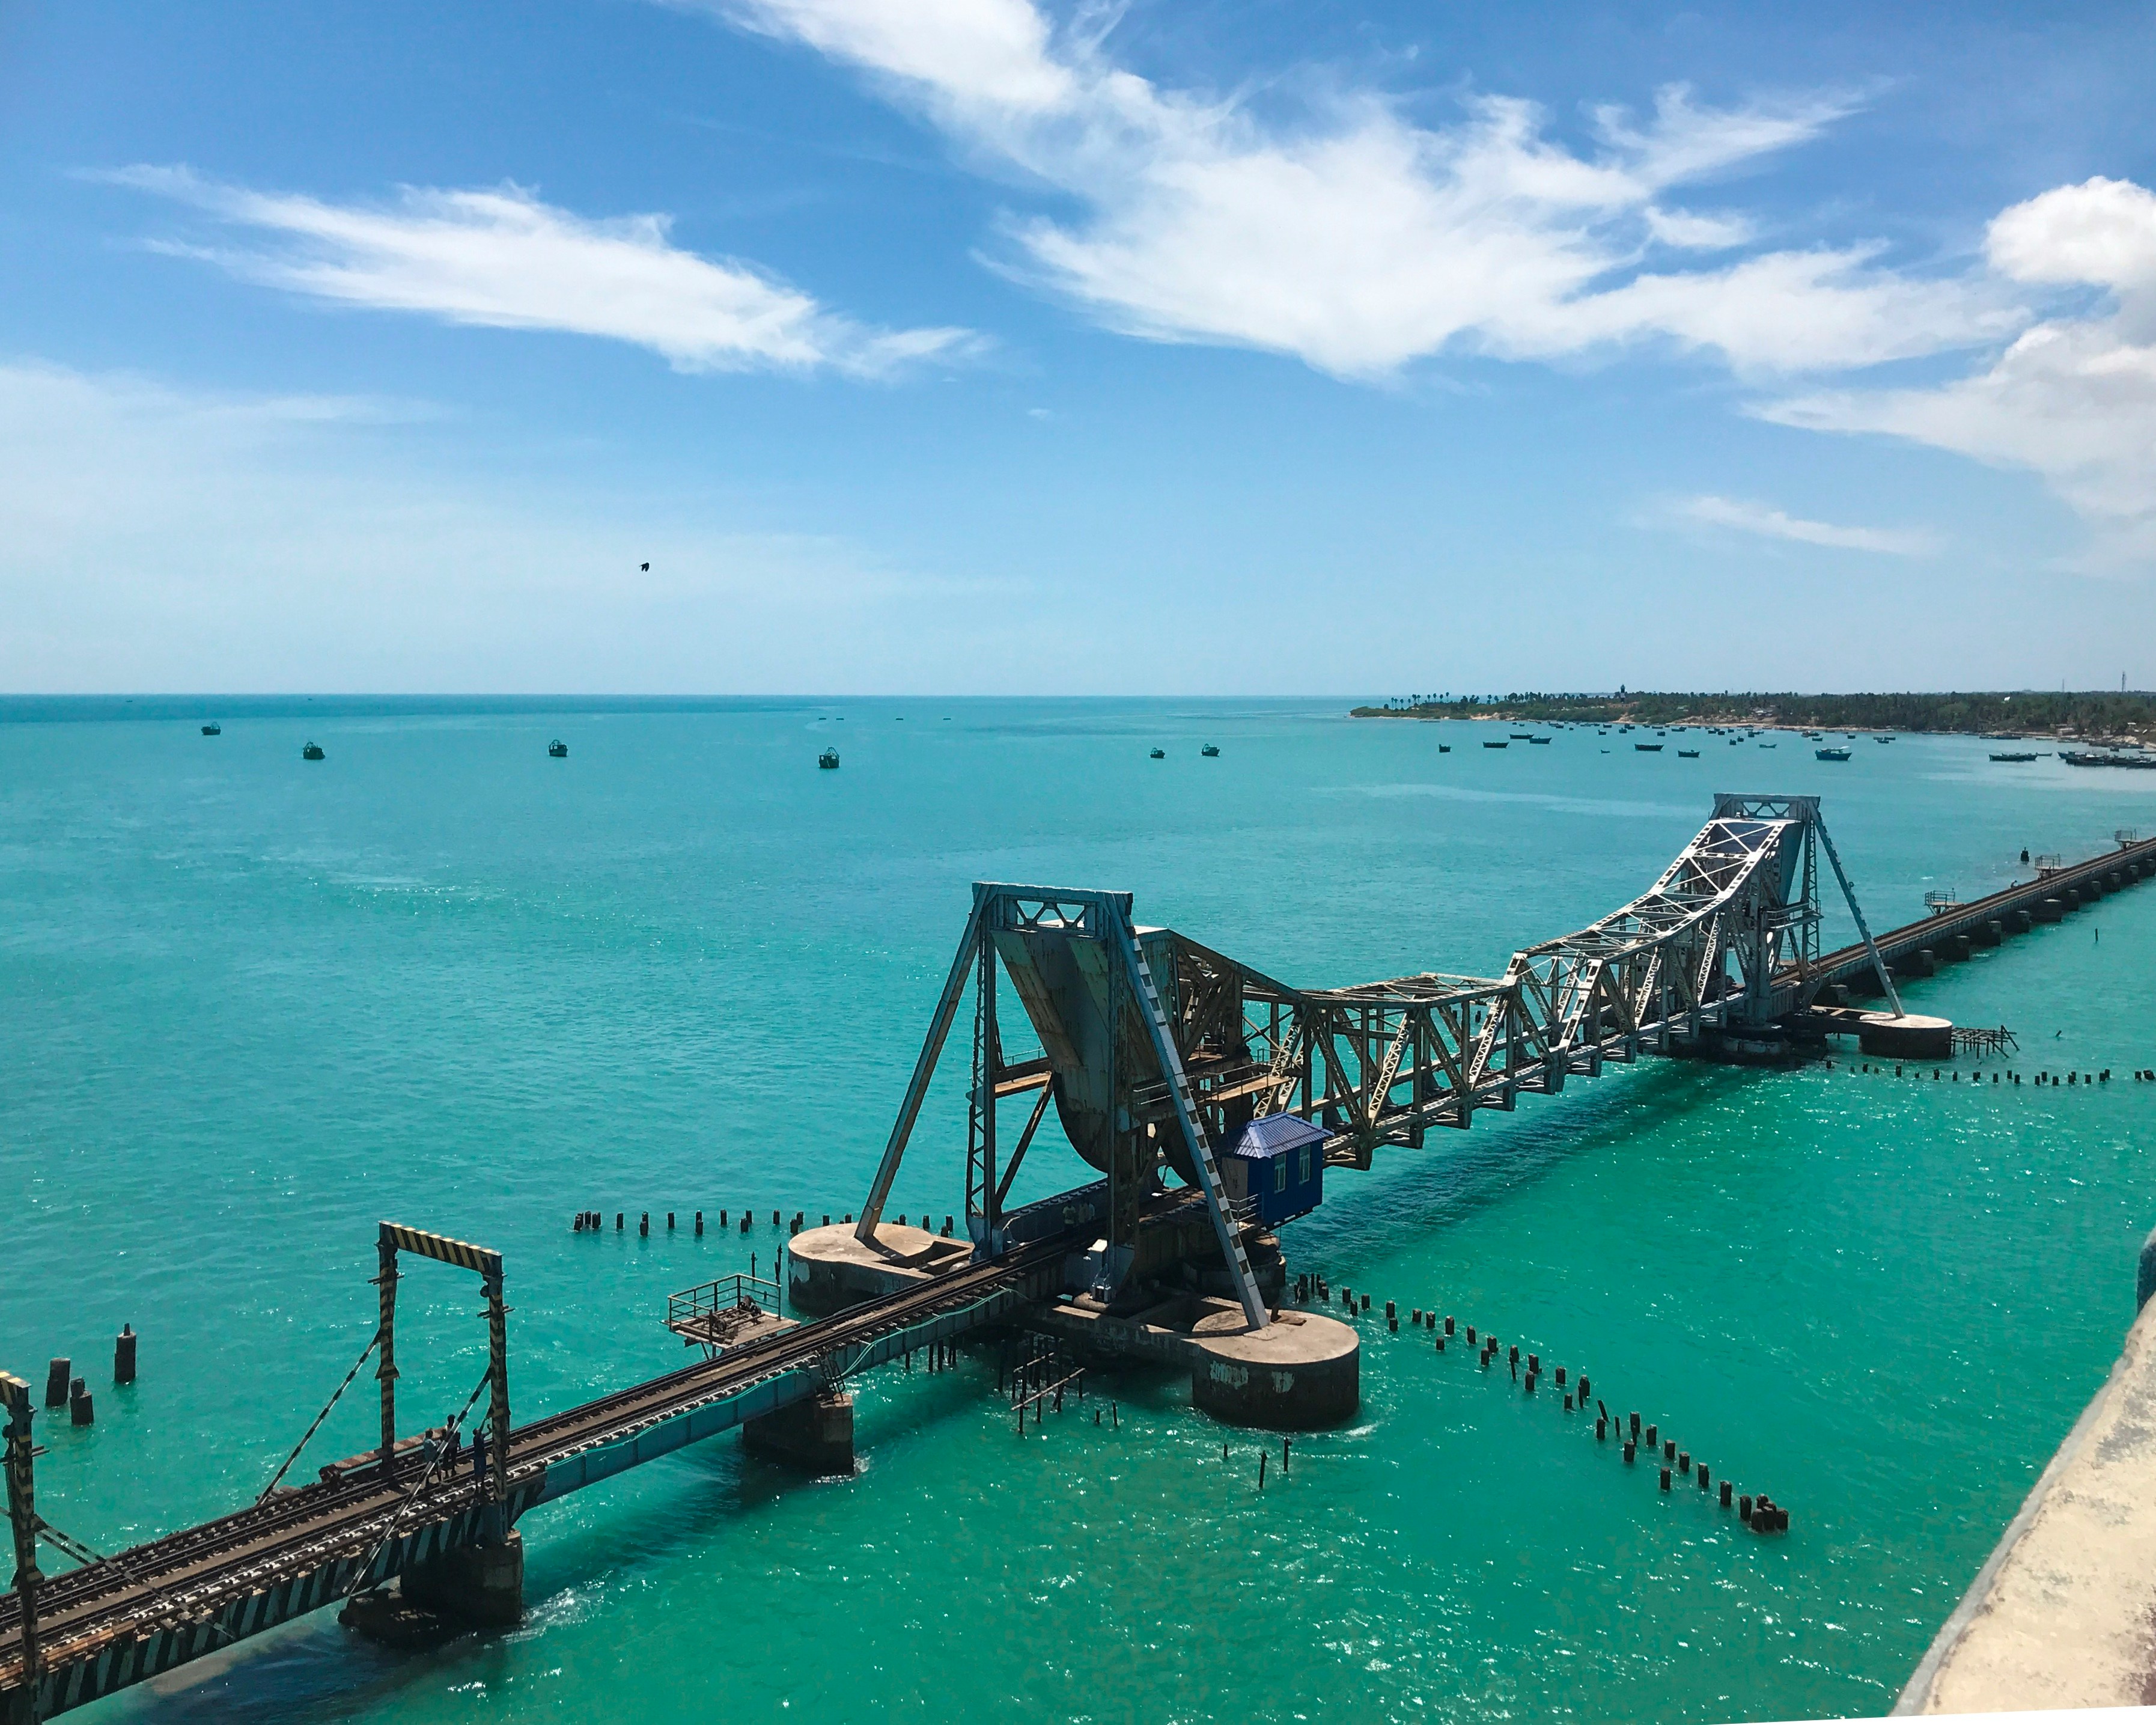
0 1227 1077 1720
666 1274 784 1355
853 797 1871 1301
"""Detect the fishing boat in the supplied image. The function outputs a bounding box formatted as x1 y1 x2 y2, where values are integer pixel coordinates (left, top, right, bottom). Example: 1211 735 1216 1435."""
1438 744 1451 753
1634 742 1663 753
1201 744 1220 757
1990 751 2038 763
302 742 324 760
1677 749 1700 758
201 722 221 736
818 748 840 769
2060 750 2156 769
1759 742 1777 749
1483 739 1508 749
1528 736 1552 744
1509 732 1533 741
1874 735 1894 743
548 739 568 758
1150 748 1165 760
1816 746 1851 762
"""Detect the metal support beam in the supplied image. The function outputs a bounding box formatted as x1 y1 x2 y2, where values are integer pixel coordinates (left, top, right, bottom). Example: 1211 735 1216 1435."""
1814 814 1905 1016
1112 910 1268 1331
3 1373 41 1725
993 1079 1054 1214
482 1269 511 1529
856 898 985 1244
971 934 1000 1247
375 1240 398 1476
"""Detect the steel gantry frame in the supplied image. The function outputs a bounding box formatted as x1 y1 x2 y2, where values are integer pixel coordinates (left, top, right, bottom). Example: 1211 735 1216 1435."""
851 796 1896 1319
375 1223 512 1537
856 885 1271 1330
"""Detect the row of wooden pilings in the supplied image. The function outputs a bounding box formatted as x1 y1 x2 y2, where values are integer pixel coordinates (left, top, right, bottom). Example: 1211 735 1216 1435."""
34 1327 135 1427
1297 1275 1790 1533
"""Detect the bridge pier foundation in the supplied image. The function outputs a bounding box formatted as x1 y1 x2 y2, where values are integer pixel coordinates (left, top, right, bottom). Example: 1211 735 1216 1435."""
743 1390 855 1474
397 1529 524 1628
1031 1297 1359 1430
1858 1013 1954 1060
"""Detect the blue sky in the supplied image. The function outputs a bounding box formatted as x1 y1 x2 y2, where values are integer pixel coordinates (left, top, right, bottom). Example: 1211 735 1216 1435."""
4 0 2154 693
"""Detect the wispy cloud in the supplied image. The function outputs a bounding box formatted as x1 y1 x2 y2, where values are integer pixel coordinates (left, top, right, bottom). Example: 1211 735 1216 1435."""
104 165 975 379
1762 177 2156 561
685 0 2016 379
0 359 1020 689
1676 493 1939 555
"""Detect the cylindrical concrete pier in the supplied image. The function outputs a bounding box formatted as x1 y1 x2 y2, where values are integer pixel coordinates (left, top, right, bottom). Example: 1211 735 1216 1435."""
1859 1013 1954 1060
1189 1309 1359 1429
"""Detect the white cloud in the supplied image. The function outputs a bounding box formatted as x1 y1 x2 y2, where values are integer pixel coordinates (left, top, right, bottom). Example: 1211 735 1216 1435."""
689 0 2014 378
106 165 974 378
1676 493 1938 556
1987 175 2156 295
1643 206 1753 251
0 360 1018 689
1762 178 2156 559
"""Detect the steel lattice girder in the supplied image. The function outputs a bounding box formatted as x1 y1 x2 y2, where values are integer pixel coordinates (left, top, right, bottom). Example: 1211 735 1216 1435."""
1134 800 1839 1168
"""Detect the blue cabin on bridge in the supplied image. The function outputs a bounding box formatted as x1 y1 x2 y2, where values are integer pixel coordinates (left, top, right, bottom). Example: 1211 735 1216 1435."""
1221 1114 1326 1226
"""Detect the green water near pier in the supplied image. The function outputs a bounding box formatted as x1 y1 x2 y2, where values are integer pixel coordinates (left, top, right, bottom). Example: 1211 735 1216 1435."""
4 698 2155 1724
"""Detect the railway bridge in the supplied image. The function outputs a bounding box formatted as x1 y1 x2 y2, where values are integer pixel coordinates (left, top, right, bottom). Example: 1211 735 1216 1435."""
7 795 2152 1721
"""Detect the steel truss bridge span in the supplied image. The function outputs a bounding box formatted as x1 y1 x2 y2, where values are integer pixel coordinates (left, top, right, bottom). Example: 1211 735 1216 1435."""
854 795 1897 1327
1214 792 1896 1165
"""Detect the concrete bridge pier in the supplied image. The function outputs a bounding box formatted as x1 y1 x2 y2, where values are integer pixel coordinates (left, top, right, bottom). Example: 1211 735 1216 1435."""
1858 1013 1955 1060
398 1530 525 1628
743 1390 856 1474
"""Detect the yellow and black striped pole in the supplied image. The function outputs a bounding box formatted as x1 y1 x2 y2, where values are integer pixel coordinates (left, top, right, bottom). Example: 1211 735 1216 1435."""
3 1370 43 1723
375 1236 398 1477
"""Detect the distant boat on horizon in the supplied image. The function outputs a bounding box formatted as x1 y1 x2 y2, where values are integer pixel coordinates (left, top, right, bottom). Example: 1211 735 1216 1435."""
2060 750 2156 769
201 722 221 736
302 742 324 761
1816 746 1852 762
1634 742 1663 753
819 748 840 769
1201 744 1219 757
548 739 568 758
1484 739 1509 749
1990 751 2038 763
1678 748 1699 757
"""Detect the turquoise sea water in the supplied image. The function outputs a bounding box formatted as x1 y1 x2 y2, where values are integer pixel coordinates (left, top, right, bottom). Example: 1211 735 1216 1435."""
4 697 2155 1725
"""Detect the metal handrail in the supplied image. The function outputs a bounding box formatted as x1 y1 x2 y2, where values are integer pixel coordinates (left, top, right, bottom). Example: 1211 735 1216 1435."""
667 1275 781 1348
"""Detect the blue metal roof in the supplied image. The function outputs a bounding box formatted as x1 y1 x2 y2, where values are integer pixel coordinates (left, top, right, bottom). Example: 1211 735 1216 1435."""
1229 1113 1328 1158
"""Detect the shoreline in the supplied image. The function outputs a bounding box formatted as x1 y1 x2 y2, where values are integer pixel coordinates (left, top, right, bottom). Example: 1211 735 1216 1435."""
1350 697 2155 749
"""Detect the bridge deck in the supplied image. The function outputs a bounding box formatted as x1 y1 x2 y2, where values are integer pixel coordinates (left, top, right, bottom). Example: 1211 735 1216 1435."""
1812 834 2156 986
0 1233 1070 1719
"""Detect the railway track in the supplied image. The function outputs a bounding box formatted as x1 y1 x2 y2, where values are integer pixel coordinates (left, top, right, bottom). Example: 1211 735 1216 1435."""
1813 834 2156 980
1 1233 1068 1698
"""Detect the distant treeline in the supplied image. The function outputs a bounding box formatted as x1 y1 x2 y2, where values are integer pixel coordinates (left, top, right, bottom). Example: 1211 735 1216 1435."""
1351 691 2156 734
